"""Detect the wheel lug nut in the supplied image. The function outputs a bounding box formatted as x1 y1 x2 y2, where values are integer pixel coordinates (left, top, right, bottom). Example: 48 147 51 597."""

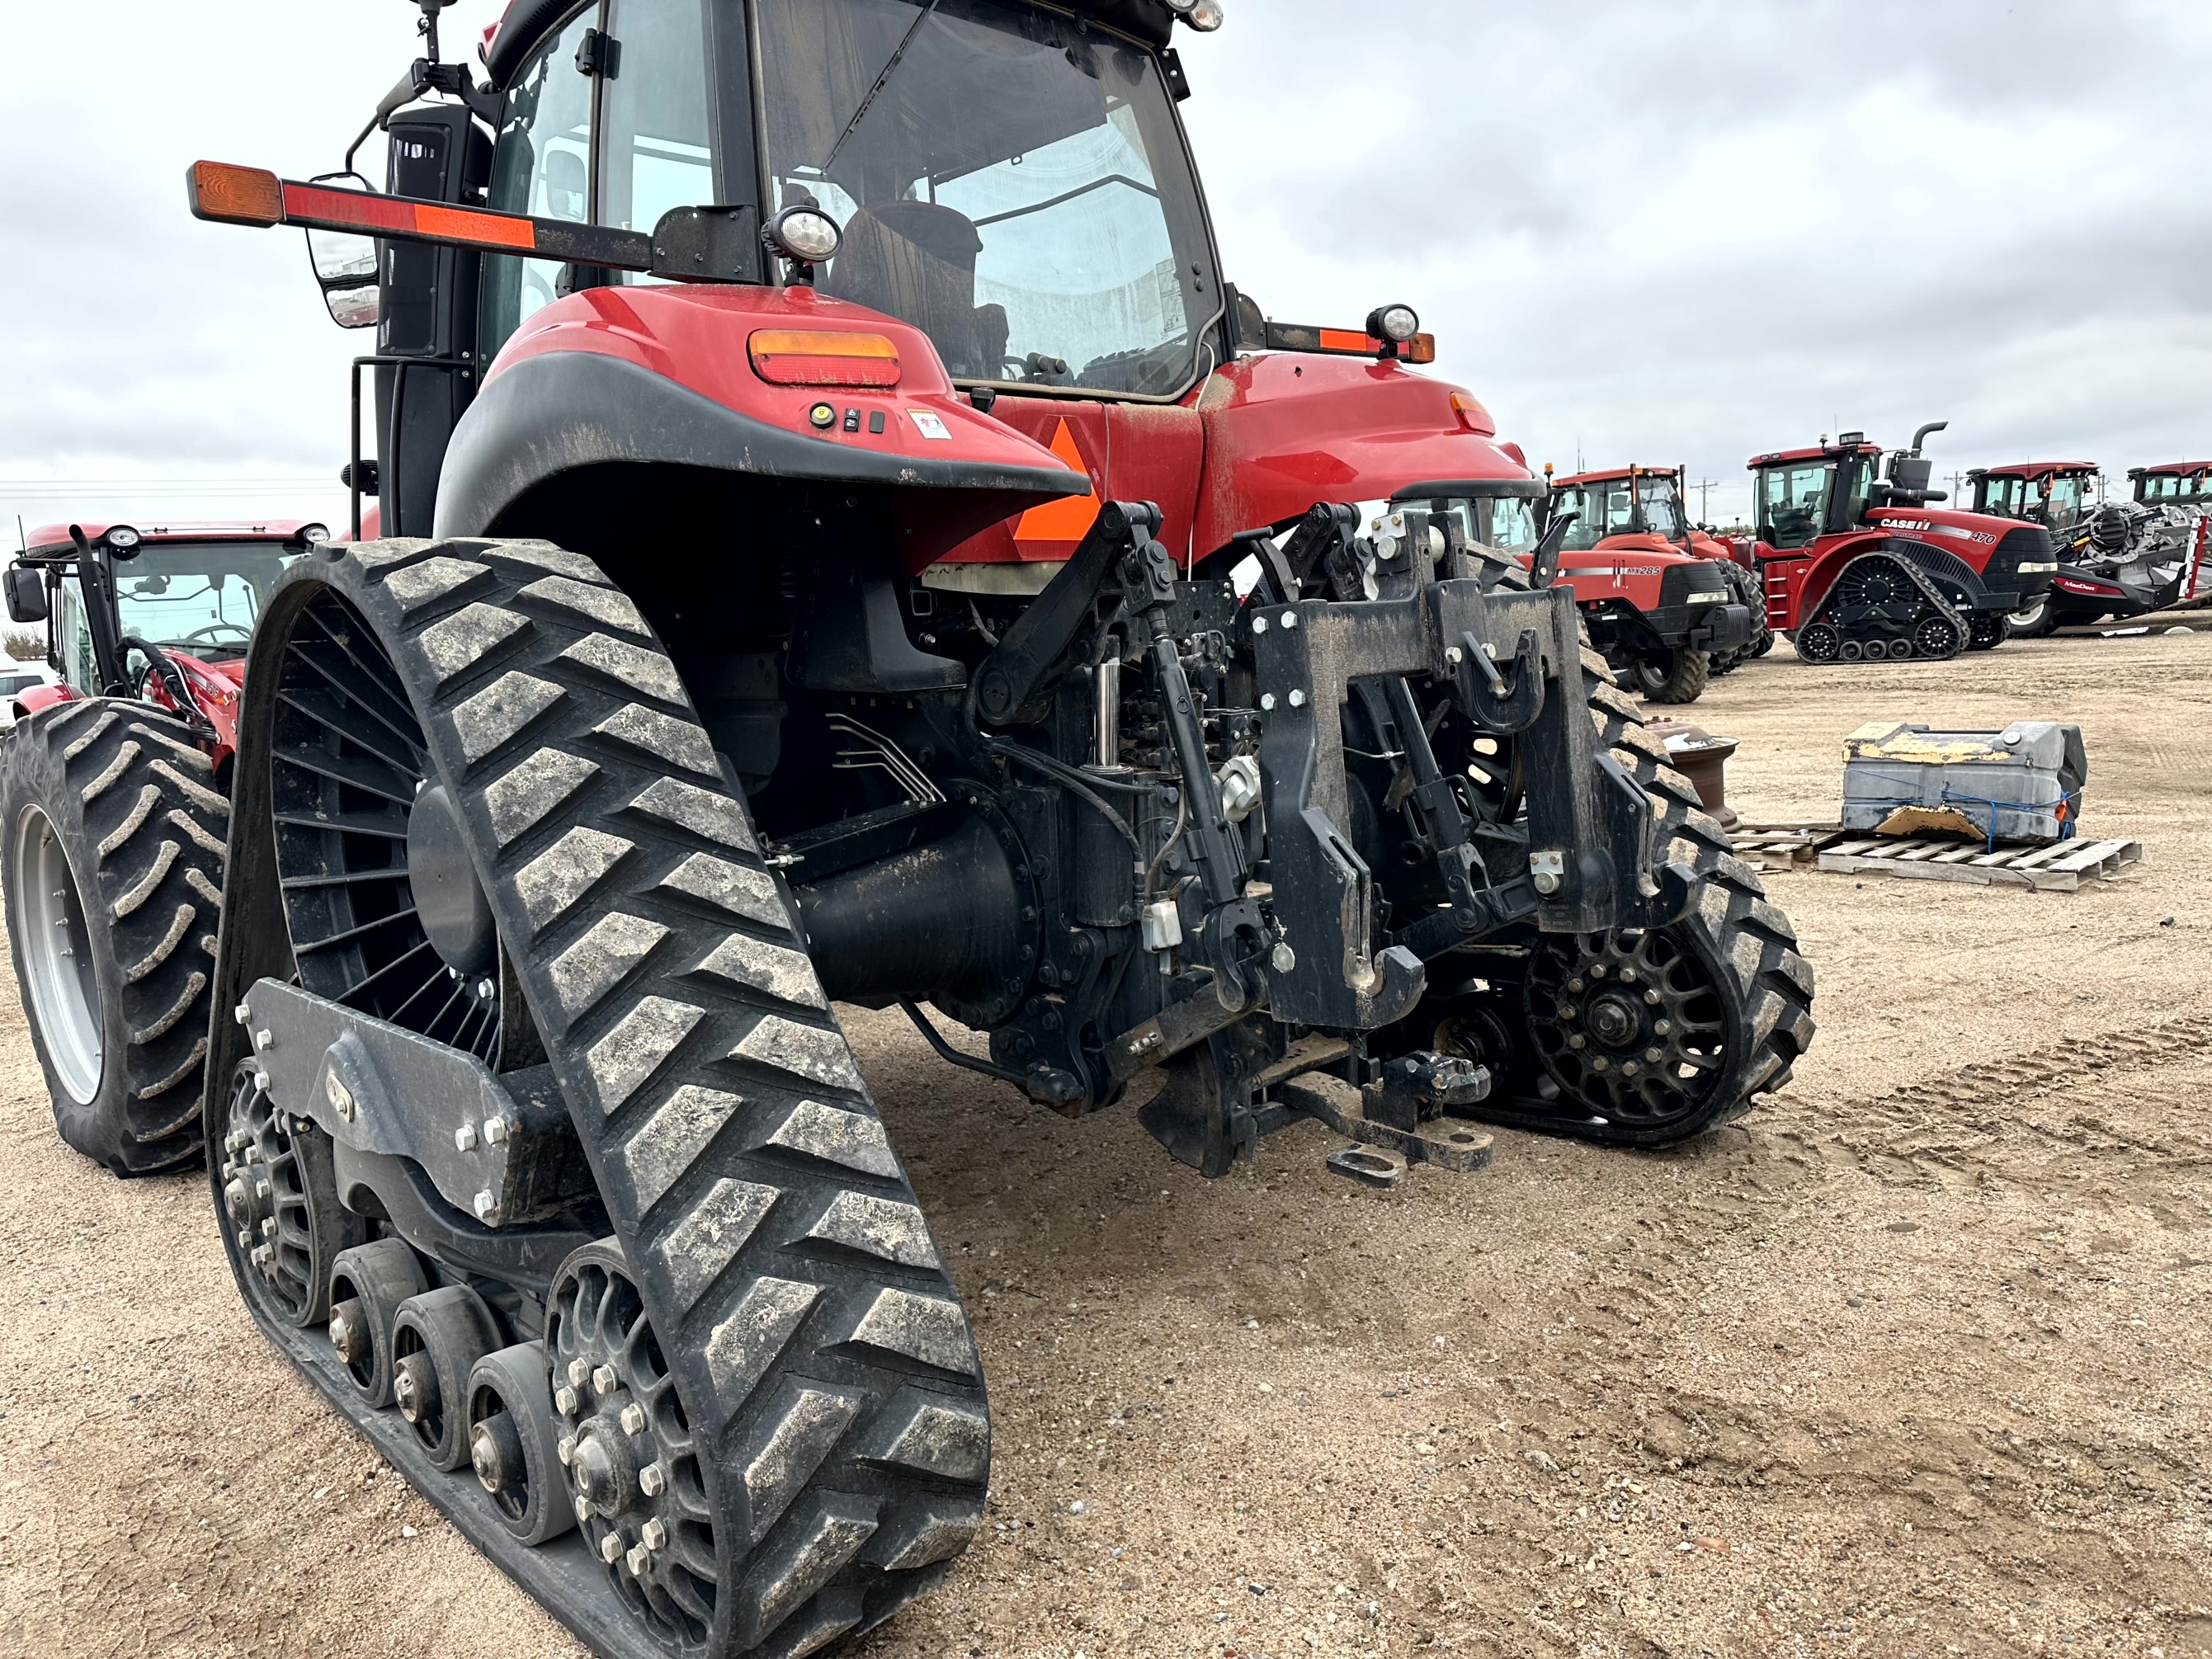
1653 1019 1672 1036
625 1543 652 1576
1566 1035 1586 1051
620 1403 647 1435
639 1463 667 1496
641 1518 667 1550
1622 1061 1640 1077
1588 964 1606 978
1590 1058 1610 1072
255 1180 271 1203
1618 968 1637 984
554 1385 579 1416
1644 1046 1663 1063
261 1218 278 1239
557 1435 577 1466
1644 988 1661 1005
573 1496 592 1523
235 1229 252 1251
592 1366 618 1396
599 1532 625 1566
1566 978 1584 993
567 1359 592 1389
1555 1002 1576 1020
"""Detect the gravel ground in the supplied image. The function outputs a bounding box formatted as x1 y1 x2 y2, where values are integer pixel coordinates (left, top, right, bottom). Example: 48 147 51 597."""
1 628 2207 1659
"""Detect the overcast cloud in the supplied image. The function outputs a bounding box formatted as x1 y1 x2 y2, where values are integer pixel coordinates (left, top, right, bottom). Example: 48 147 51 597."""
3 0 2208 535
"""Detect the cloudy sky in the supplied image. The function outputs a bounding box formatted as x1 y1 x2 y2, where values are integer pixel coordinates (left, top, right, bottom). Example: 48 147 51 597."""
3 0 2207 537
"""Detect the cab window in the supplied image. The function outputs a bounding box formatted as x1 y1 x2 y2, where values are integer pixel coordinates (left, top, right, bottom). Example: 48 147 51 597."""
1757 462 1834 550
600 0 714 246
481 7 601 362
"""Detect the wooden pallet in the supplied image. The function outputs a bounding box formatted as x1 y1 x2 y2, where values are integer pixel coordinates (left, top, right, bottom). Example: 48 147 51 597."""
1814 835 2143 892
1729 825 1849 868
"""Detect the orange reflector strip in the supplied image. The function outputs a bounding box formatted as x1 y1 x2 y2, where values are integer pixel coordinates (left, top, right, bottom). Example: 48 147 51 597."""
281 183 539 251
187 161 284 227
1318 328 1372 353
749 330 902 388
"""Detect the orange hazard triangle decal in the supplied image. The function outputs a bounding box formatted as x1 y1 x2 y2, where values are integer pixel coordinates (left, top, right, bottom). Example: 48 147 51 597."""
1012 419 1102 548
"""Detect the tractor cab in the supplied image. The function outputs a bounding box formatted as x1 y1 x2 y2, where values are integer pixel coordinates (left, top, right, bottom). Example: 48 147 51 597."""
2129 463 2212 507
1966 463 2099 534
1745 424 2057 662
3 521 320 742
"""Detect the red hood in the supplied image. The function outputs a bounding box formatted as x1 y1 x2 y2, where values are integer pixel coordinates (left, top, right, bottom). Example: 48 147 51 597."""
1861 504 2023 548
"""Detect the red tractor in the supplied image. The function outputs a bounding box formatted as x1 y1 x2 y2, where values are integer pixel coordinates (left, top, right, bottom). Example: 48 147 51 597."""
2130 460 2212 509
173 2 1813 1652
1743 423 2057 662
1539 464 1762 702
1 521 318 1172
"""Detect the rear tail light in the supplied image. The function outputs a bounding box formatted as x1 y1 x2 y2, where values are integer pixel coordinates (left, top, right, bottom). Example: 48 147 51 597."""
749 330 901 389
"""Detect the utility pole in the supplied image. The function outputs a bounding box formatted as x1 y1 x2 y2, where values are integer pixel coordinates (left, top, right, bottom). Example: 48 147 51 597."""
1692 479 1719 525
1947 470 1966 503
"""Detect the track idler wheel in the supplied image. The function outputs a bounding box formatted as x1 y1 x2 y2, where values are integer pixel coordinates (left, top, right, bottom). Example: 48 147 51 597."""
1527 929 1727 1133
468 1342 579 1547
549 1241 718 1648
1913 610 1965 659
392 1284 502 1471
217 1058 358 1328
327 1239 428 1408
1796 621 1842 664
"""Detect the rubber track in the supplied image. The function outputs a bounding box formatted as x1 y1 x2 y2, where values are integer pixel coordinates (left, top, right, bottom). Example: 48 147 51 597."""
1809 545 1967 659
279 540 988 1659
2 697 226 1173
1460 548 1815 1144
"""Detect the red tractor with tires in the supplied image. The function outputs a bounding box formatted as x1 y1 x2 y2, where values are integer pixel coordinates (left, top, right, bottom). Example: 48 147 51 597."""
1 520 320 1174
1741 424 2057 663
172 2 1814 1653
1540 464 1762 701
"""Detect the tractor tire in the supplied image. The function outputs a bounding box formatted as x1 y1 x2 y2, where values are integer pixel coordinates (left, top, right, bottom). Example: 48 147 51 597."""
2 698 224 1175
214 539 987 1659
2007 595 2060 638
1629 647 1710 705
1705 562 1771 676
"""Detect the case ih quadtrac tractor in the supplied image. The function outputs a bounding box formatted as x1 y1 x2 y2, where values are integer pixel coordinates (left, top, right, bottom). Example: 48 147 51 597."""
1 521 317 1173
1965 461 2204 635
1540 464 1762 702
1743 424 2057 663
180 2 1813 1653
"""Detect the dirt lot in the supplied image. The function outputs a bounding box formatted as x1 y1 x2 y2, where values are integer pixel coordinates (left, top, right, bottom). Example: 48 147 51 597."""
2 629 2208 1659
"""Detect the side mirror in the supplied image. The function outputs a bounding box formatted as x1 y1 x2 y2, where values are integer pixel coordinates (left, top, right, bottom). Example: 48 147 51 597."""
5 567 50 625
305 227 381 330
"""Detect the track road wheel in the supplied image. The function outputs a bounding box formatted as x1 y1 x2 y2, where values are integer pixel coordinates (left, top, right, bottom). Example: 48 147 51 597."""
215 1058 360 1327
1427 658 1815 1147
1 698 226 1174
1912 610 1966 660
1630 647 1709 705
229 539 988 1658
1794 622 1840 665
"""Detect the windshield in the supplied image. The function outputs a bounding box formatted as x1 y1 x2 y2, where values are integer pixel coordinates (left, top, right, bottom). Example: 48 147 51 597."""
2137 471 2206 504
1552 479 1635 552
1979 475 2027 517
757 0 1222 397
111 543 297 659
2042 474 2087 526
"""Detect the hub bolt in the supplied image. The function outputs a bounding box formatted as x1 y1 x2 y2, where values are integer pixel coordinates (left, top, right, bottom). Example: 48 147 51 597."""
254 1179 271 1203
235 1228 252 1251
483 1115 511 1146
1653 1020 1672 1036
262 1218 279 1239
1566 978 1584 993
1644 1046 1664 1064
626 1543 651 1577
574 1496 592 1524
455 1122 479 1152
555 1385 579 1416
1644 988 1662 1006
641 1518 667 1550
1566 1035 1586 1051
1590 1058 1610 1073
1618 968 1637 984
1622 1061 1640 1077
592 1366 619 1396
639 1463 667 1497
568 1358 592 1388
558 1435 577 1465
620 1403 647 1436
599 1532 625 1566
1588 964 1606 978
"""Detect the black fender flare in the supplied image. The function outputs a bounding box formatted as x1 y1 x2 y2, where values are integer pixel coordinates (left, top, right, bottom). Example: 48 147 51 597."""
432 349 1082 562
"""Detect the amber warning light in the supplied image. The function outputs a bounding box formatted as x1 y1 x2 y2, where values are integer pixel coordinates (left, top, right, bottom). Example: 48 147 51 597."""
749 330 903 389
187 161 285 227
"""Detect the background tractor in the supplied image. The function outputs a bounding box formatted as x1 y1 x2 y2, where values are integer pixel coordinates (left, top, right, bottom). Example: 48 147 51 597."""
1740 423 2055 663
1968 461 2205 635
1540 464 1762 702
177 1 1814 1654
0 520 317 1172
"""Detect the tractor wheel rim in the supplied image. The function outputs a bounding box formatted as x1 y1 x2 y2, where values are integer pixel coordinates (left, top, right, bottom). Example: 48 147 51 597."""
14 803 102 1104
2010 600 2045 627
